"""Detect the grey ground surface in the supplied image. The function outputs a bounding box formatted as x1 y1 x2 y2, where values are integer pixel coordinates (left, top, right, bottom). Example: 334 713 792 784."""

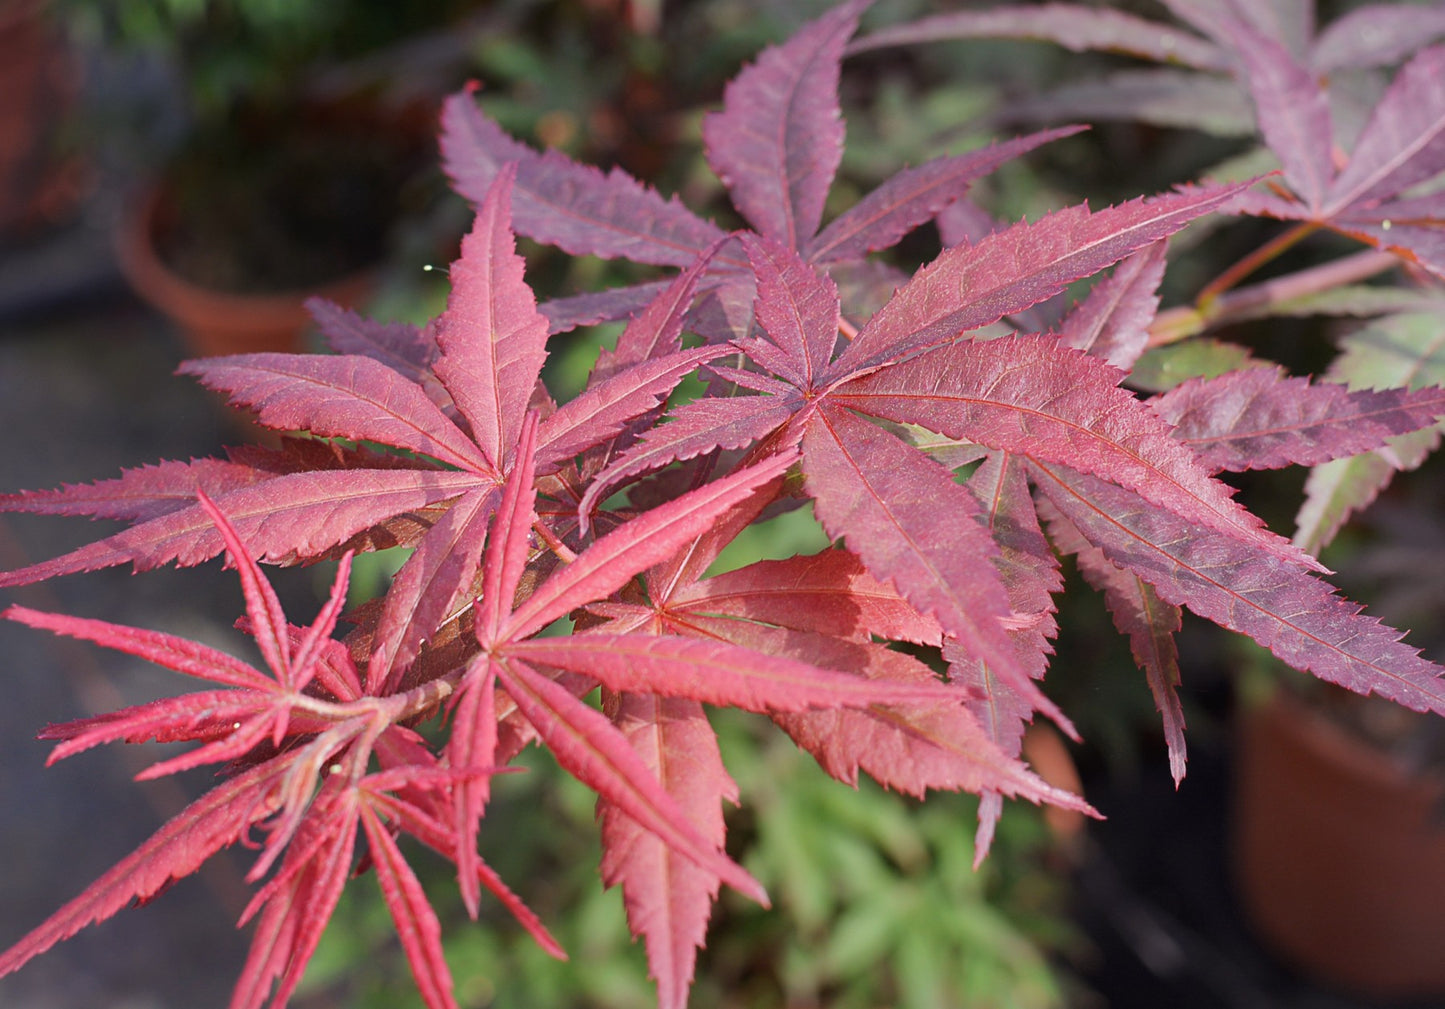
0 221 305 1008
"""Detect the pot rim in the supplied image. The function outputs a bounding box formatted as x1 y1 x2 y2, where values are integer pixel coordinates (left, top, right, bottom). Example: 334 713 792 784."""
114 181 377 334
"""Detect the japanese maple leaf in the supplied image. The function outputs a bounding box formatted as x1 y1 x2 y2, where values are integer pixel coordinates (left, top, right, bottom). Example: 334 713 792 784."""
1086 282 1445 564
1033 460 1445 718
0 492 559 1009
848 2 1252 136
440 0 1083 336
1218 29 1445 275
433 407 976 999
0 1 1076 632
577 185 1284 729
1290 306 1445 555
936 450 1070 858
1152 365 1445 474
1 169 527 587
851 2 1445 276
1037 247 1445 781
930 373 1445 793
573 473 1091 1008
849 1 1445 132
227 728 563 1009
0 168 723 666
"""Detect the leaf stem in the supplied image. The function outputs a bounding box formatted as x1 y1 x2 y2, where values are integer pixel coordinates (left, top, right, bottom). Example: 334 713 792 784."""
291 675 459 725
1148 248 1400 348
533 519 578 563
1196 222 1321 311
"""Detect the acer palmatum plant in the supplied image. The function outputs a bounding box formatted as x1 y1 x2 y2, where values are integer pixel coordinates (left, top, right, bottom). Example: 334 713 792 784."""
5 2 1445 1006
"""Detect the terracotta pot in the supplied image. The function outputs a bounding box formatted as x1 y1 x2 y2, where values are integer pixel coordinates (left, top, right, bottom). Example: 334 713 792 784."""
0 0 84 234
1022 722 1086 850
115 184 375 357
1233 687 1445 999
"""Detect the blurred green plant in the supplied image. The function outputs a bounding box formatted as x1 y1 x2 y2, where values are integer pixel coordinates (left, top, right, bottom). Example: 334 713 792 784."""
299 710 1073 1009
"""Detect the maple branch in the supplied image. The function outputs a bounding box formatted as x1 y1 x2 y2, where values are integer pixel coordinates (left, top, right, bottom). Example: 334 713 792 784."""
334 715 389 784
1147 248 1400 347
533 519 578 564
1196 222 1321 310
287 675 459 726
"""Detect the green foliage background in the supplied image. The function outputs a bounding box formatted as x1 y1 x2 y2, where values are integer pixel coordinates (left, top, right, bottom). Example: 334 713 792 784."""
300 712 1073 1009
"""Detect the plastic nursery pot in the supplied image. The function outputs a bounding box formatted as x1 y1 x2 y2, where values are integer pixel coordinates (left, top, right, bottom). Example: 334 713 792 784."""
114 183 375 358
1232 685 1445 1000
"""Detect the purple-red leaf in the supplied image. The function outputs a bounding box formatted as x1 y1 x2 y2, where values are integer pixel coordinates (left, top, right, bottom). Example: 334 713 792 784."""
598 693 732 1009
720 622 1085 807
1332 197 1445 278
541 280 676 334
514 452 794 640
687 271 763 346
34 689 271 764
955 452 1064 857
448 658 499 919
199 489 292 683
1003 68 1255 136
1312 5 1445 72
496 659 768 905
1058 241 1167 369
577 396 797 531
233 786 360 1009
285 550 353 699
1324 46 1445 215
1221 16 1334 212
367 486 498 694
441 90 725 266
828 181 1253 378
1294 309 1445 554
806 127 1087 264
298 632 363 704
0 457 271 523
538 347 729 474
180 353 492 474
743 233 840 389
800 404 1068 729
4 604 275 692
0 756 294 980
434 167 550 473
1032 461 1445 716
833 334 1316 569
701 0 865 247
671 549 942 645
1046 504 1188 785
307 297 437 381
1155 367 1445 472
476 413 540 646
947 652 1035 864
367 782 565 959
846 4 1228 71
593 246 724 381
638 465 784 601
509 632 965 712
0 468 483 586
967 451 1061 671
358 802 458 1009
